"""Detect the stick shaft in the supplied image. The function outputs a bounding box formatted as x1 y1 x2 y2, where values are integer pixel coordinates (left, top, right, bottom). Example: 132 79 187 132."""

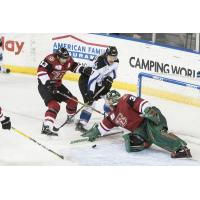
11 127 64 159
57 91 104 116
70 130 123 144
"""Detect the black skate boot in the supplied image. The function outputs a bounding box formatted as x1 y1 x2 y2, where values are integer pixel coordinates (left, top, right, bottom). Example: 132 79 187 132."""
41 124 58 136
171 146 192 158
75 121 88 133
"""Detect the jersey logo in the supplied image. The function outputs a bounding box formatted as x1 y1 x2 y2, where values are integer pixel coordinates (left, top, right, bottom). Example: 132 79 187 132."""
52 71 65 80
55 65 62 70
115 113 127 127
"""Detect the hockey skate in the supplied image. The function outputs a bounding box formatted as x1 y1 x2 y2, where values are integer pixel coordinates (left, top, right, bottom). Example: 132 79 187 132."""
171 147 192 158
41 124 58 136
75 121 88 133
65 115 75 124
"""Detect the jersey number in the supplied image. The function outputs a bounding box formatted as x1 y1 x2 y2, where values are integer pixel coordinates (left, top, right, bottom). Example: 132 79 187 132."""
129 95 136 101
40 60 48 68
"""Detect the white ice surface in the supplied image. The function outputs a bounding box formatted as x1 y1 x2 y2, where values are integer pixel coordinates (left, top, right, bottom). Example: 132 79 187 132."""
0 73 200 165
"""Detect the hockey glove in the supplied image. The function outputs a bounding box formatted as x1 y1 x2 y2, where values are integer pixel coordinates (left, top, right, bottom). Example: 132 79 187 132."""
143 107 160 125
102 76 113 90
1 117 11 130
85 90 94 104
45 80 57 95
79 66 93 76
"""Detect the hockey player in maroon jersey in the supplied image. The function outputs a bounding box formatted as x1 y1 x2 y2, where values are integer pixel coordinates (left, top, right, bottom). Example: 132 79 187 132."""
81 90 192 158
37 47 92 136
0 107 11 130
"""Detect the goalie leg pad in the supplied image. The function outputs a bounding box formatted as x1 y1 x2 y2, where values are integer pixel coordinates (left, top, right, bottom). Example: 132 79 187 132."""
146 120 187 152
122 132 151 153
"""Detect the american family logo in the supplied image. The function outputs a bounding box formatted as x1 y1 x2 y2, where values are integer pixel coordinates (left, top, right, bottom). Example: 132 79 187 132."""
52 35 108 61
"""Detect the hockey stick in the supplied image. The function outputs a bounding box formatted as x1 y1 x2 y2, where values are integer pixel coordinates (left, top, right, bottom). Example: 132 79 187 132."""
70 130 124 144
57 91 105 116
11 127 64 160
53 86 106 132
78 85 105 113
53 105 85 132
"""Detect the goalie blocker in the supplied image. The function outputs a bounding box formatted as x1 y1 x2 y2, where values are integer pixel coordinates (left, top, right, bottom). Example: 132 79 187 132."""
81 90 192 159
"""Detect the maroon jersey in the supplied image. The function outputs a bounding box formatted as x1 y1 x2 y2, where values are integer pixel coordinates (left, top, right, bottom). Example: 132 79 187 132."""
37 53 79 86
99 94 150 133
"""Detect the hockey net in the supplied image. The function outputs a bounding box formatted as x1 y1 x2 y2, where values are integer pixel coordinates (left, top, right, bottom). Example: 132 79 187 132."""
137 72 200 139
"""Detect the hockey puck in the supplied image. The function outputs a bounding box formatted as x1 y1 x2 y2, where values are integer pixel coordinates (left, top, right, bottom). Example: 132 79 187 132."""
92 144 97 148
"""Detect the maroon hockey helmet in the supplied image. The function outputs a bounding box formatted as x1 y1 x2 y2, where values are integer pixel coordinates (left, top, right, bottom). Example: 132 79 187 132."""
56 47 69 59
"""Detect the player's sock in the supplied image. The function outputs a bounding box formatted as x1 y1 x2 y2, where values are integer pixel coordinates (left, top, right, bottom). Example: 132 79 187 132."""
75 110 92 133
42 100 60 136
79 109 92 124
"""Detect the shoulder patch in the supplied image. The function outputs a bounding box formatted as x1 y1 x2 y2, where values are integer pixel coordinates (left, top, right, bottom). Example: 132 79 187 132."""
47 55 55 62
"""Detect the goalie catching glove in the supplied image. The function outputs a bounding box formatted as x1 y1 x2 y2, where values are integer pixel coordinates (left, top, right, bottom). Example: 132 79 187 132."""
142 107 161 125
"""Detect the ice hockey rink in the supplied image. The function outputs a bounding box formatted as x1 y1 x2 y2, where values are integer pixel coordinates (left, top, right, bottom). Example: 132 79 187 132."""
1 73 200 166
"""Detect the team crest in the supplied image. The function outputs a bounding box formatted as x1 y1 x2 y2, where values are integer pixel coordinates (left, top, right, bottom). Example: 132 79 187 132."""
115 113 127 127
55 65 62 70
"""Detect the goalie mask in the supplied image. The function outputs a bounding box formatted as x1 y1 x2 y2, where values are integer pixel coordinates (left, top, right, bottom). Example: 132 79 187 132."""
106 90 121 107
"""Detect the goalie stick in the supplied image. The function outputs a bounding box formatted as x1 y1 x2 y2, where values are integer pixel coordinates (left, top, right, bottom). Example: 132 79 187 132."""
70 130 124 144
